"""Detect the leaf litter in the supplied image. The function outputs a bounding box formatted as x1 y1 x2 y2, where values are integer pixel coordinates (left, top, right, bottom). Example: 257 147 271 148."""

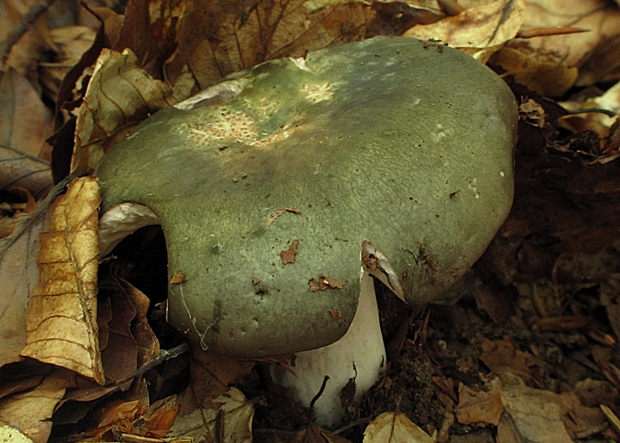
2 0 620 442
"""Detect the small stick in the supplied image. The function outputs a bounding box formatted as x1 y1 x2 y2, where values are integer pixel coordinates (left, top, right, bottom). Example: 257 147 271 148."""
105 343 189 387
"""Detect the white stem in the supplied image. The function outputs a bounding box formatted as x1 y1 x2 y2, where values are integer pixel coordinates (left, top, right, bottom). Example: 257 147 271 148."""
271 272 386 428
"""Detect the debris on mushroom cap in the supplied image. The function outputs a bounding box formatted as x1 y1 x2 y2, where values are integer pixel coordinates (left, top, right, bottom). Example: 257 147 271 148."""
96 36 518 358
280 239 300 265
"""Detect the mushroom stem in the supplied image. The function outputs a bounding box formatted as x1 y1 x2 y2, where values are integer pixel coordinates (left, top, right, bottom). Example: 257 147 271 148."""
272 272 386 428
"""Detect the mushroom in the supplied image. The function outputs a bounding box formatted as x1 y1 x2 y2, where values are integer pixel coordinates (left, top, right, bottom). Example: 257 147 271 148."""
96 37 517 427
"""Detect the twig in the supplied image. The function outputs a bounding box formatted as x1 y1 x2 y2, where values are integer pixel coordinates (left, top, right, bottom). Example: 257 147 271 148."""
564 108 617 118
105 343 189 387
0 0 57 70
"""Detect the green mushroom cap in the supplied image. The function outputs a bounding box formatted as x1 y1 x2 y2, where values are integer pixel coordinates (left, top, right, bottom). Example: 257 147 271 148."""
96 36 517 358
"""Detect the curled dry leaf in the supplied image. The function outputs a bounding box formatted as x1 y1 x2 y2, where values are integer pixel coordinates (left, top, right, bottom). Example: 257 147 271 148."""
405 0 526 61
72 48 177 173
363 411 433 443
20 176 104 384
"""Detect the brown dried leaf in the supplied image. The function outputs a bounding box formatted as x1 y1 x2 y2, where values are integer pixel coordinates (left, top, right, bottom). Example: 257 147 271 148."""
86 399 146 438
97 276 160 381
0 145 53 199
170 271 186 284
0 369 76 443
0 0 55 76
489 0 620 96
404 0 525 60
125 280 160 368
71 48 177 173
169 387 253 443
161 0 372 91
521 0 620 87
117 0 375 95
363 411 433 443
497 385 589 443
491 43 579 97
280 239 300 265
0 374 45 403
20 176 104 384
0 71 54 159
98 279 138 383
140 396 180 438
39 26 96 105
190 347 255 401
479 338 542 386
0 180 61 366
456 379 503 426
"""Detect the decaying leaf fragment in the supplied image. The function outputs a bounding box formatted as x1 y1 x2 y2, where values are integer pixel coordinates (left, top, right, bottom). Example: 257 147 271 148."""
264 207 301 230
280 239 300 265
308 275 347 292
363 411 433 443
72 48 177 173
170 271 186 284
20 176 104 384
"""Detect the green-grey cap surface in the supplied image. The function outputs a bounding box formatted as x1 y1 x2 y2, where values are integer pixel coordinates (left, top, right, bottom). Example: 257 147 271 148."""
97 36 517 358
